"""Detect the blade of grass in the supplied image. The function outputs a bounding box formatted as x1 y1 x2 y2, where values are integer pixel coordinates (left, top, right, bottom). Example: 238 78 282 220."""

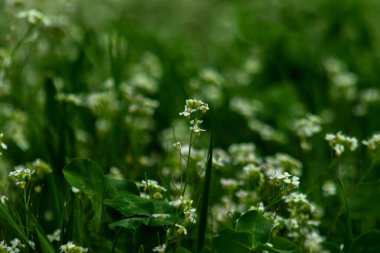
197 129 214 252
0 202 32 249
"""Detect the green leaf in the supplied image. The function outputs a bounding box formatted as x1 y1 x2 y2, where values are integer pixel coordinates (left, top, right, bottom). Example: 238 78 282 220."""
260 237 299 253
63 158 107 197
35 225 55 253
63 158 108 232
349 230 380 253
197 130 213 252
104 194 155 217
104 194 176 218
214 228 252 253
235 210 273 248
0 202 32 249
106 177 140 196
109 217 150 230
176 247 193 253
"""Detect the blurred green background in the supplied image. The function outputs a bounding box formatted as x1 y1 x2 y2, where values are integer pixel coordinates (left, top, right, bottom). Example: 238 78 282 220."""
1 0 380 249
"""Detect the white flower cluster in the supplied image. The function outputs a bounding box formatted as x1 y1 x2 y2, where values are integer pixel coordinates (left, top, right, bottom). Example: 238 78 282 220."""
220 178 239 190
59 242 88 253
138 179 167 200
169 196 197 223
283 192 308 205
269 171 300 189
325 132 358 156
293 114 322 151
242 163 261 177
0 238 25 253
179 99 209 135
228 143 259 165
212 148 230 169
8 166 35 189
264 153 302 177
17 9 50 26
199 68 224 87
325 58 358 101
362 133 380 151
229 97 263 118
0 133 7 156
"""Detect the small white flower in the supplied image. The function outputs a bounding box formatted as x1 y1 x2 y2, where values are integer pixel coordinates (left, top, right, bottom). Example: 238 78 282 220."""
71 187 80 193
1 195 8 205
9 166 35 189
0 133 7 155
59 241 88 253
362 133 380 150
17 9 50 25
175 224 188 235
220 178 239 190
322 181 337 197
325 132 358 156
173 142 181 152
47 229 61 242
152 243 166 253
152 213 170 219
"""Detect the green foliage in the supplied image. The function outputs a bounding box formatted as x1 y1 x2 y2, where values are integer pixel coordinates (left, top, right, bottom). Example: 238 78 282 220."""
214 229 252 253
235 210 273 249
1 0 380 252
349 230 380 253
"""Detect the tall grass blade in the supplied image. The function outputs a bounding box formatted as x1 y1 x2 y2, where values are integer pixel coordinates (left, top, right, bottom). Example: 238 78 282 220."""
197 129 214 252
0 202 32 249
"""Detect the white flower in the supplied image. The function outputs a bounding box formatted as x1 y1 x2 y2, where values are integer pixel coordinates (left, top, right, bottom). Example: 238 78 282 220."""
17 9 50 25
152 213 170 219
1 195 8 205
322 181 337 197
173 142 182 152
169 196 193 209
362 133 380 150
293 114 322 138
283 192 308 205
59 241 88 253
270 171 300 188
47 229 61 242
179 99 209 135
0 133 7 155
175 224 188 235
325 132 358 156
140 179 167 194
152 243 166 253
220 178 239 190
9 167 35 189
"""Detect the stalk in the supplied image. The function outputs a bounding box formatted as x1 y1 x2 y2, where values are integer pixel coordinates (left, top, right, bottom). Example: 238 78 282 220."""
197 130 213 252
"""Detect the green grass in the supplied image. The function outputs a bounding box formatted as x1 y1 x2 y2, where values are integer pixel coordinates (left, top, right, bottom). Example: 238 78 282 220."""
1 0 380 252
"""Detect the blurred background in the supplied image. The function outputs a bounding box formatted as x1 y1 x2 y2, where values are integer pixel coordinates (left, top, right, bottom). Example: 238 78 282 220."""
1 0 380 247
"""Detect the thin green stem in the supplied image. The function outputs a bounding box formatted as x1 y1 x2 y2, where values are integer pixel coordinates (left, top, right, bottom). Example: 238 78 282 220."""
197 131 213 252
334 161 353 251
182 131 194 196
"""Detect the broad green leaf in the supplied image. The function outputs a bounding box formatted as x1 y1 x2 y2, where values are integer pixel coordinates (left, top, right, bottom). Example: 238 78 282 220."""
235 210 273 248
63 158 107 197
63 158 108 232
214 228 252 253
106 177 140 196
259 237 299 253
104 194 154 217
349 230 380 253
104 194 176 218
109 217 150 230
